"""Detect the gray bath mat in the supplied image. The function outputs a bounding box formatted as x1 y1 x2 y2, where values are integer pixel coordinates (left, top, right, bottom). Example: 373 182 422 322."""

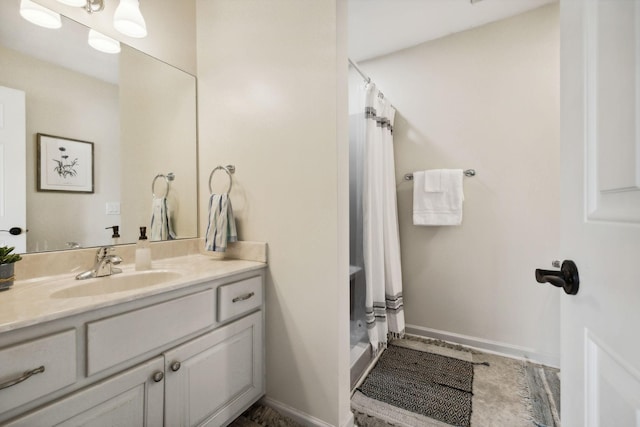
357 344 474 427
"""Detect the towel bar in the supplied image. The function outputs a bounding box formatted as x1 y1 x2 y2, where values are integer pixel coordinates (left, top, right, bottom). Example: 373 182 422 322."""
208 165 235 194
152 172 175 198
404 169 476 181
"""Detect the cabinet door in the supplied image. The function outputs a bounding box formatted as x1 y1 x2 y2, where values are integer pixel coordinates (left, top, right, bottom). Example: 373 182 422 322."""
164 311 264 427
4 356 164 427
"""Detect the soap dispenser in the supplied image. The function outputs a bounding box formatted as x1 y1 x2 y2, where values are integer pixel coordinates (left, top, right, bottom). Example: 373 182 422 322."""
106 225 120 245
135 226 151 271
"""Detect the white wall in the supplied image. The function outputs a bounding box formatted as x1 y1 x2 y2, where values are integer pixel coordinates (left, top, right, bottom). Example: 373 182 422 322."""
358 4 561 365
196 1 351 425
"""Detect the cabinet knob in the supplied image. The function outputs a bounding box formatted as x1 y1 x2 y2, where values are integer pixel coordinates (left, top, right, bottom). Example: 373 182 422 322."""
171 361 181 372
152 371 164 382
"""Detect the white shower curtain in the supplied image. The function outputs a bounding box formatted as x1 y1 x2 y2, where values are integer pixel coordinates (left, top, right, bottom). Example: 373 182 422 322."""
360 83 405 353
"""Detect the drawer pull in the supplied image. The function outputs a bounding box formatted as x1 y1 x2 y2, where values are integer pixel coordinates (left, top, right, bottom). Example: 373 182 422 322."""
232 292 255 303
0 366 45 390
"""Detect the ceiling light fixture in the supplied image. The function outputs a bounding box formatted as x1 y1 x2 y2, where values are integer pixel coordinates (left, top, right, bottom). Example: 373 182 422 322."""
20 0 62 29
55 0 146 38
113 0 147 38
84 0 105 14
88 29 121 54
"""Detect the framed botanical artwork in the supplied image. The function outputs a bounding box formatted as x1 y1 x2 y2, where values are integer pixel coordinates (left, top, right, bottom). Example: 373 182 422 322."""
37 133 94 193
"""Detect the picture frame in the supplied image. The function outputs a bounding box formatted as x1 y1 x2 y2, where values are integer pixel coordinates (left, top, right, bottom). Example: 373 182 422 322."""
37 133 94 193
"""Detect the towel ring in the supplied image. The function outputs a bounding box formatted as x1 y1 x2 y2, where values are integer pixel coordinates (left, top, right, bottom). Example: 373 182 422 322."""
152 172 175 198
208 166 234 194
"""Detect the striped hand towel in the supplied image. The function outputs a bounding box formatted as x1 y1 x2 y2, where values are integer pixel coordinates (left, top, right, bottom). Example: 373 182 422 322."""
204 193 238 252
150 197 176 241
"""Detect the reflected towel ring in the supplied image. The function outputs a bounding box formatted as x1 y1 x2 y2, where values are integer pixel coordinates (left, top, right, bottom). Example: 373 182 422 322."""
208 165 234 194
152 172 174 198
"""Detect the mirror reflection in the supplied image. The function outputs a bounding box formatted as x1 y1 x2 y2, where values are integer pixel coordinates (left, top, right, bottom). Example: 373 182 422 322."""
0 0 198 254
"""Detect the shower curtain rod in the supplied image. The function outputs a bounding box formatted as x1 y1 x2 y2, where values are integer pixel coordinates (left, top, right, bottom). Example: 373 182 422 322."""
348 58 371 84
348 58 390 102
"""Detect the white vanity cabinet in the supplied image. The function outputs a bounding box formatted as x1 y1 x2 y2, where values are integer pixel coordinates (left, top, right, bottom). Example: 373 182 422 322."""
0 268 265 427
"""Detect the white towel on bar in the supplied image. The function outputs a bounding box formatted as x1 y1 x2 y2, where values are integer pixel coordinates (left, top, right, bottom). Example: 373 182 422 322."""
204 193 238 252
150 197 176 241
413 169 464 226
422 169 443 192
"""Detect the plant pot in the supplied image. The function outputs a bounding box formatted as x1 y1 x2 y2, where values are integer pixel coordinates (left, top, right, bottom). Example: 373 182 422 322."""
0 262 15 291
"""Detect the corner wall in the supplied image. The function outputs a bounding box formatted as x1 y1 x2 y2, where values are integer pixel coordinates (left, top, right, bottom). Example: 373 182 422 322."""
359 4 561 365
196 1 351 425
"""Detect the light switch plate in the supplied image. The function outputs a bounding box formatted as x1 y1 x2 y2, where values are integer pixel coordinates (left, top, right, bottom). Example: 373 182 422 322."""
106 202 120 215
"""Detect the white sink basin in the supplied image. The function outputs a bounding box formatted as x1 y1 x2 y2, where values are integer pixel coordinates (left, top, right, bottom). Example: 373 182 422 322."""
50 270 183 298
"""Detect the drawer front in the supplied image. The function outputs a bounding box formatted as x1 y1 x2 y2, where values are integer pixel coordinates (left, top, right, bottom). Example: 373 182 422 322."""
87 289 215 375
0 330 76 413
217 276 262 322
4 356 164 427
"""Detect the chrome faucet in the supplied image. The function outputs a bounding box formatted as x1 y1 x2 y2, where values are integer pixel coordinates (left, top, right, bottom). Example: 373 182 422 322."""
76 246 123 280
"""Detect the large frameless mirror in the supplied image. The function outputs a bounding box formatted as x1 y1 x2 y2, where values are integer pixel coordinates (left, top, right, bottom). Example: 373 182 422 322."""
0 0 198 253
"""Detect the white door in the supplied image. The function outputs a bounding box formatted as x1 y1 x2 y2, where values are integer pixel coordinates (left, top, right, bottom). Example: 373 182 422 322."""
561 1 640 426
0 86 26 253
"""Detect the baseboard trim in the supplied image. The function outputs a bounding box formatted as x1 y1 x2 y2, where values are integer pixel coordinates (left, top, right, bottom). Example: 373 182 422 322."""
405 324 560 368
260 397 354 427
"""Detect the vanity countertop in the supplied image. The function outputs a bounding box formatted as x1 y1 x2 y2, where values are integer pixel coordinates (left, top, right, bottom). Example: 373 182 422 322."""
0 254 266 334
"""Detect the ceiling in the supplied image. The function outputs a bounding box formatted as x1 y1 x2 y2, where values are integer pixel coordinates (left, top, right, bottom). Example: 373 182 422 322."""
348 0 557 62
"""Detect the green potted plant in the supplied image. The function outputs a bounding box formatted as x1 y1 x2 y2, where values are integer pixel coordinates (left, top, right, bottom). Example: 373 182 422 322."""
0 246 22 291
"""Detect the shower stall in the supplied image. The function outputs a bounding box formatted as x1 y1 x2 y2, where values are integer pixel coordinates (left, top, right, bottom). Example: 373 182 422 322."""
348 59 405 389
349 110 372 388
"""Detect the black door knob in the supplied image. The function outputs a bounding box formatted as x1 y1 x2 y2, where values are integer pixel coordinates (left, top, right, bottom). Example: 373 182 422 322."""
0 227 27 235
535 260 579 295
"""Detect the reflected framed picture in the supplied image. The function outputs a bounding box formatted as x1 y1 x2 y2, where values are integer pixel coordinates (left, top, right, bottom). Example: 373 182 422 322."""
37 133 94 193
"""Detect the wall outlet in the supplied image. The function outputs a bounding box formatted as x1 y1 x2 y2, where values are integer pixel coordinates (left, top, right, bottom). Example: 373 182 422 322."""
106 202 121 215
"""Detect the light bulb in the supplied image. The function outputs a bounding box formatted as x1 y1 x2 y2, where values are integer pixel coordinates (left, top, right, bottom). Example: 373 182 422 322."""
88 29 121 54
113 0 147 38
56 0 87 7
20 0 62 29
